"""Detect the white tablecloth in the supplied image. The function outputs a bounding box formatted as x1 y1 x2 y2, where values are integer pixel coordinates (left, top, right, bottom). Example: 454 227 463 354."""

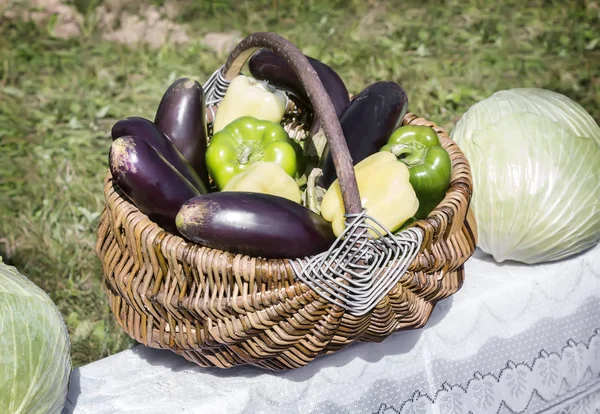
63 243 600 414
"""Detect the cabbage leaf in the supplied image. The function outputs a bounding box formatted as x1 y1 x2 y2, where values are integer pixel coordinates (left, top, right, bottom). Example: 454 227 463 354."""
451 88 600 264
0 260 71 413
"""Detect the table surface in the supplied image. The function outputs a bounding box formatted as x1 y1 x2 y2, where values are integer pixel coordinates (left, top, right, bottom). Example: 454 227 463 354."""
63 244 600 414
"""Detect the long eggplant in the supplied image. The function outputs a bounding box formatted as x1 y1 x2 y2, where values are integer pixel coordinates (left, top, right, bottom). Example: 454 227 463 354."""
111 117 208 193
154 78 209 187
248 48 349 136
318 81 409 189
109 136 200 233
176 192 336 259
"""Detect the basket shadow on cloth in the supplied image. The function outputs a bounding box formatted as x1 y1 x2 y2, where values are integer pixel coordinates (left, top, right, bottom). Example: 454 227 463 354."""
95 33 478 371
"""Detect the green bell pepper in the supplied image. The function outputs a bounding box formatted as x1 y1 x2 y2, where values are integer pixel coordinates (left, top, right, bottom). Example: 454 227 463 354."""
205 116 300 190
380 125 452 220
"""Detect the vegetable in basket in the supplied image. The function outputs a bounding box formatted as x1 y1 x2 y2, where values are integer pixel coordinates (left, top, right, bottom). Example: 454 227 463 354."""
205 116 301 190
222 161 302 203
109 136 201 233
381 125 452 220
0 260 71 414
321 151 419 238
176 192 336 259
111 116 208 193
248 48 350 136
213 74 287 133
154 77 210 187
451 88 600 264
318 81 408 189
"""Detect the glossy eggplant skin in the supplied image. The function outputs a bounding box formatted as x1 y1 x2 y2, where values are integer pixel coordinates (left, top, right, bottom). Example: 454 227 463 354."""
318 81 409 189
176 192 336 259
109 136 200 233
154 78 209 187
248 48 349 135
111 117 208 194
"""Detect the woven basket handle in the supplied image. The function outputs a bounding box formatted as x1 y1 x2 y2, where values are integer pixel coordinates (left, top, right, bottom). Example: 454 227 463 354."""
221 32 362 215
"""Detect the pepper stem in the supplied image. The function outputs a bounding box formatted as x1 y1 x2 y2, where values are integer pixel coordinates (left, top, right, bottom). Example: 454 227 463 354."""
237 142 264 165
237 146 252 164
387 141 427 167
305 168 325 214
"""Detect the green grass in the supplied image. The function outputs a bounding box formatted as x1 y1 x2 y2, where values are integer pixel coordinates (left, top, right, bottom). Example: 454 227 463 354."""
0 0 598 368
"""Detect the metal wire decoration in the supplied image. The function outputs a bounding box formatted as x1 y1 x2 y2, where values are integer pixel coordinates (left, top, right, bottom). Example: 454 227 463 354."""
291 210 423 316
203 66 231 107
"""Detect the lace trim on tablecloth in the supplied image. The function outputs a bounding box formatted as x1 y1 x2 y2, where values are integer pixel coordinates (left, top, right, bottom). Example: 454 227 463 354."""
552 387 600 414
373 329 600 414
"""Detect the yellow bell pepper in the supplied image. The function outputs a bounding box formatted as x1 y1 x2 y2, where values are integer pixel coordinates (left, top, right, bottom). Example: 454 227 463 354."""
222 161 302 203
213 75 287 133
321 151 419 237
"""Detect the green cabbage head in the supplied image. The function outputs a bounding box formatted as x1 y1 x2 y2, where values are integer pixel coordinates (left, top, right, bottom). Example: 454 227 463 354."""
451 88 600 264
0 259 71 413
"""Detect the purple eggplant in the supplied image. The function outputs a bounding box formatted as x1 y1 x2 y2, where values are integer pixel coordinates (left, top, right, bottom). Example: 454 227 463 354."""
111 117 208 193
176 192 336 259
248 48 349 136
109 136 200 233
318 81 409 189
154 78 209 187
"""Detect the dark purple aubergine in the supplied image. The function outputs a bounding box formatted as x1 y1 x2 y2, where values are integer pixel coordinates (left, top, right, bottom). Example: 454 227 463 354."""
176 192 336 259
111 117 208 193
109 136 200 233
248 48 349 136
154 78 209 187
318 81 409 189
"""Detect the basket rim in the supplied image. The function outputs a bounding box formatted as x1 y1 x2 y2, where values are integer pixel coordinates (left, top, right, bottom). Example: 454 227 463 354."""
101 111 474 266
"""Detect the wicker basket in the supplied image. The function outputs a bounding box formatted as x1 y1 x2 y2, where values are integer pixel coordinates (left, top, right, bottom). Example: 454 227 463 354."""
96 32 477 371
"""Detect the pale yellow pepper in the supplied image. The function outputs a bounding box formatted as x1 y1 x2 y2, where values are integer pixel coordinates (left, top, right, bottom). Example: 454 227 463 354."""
213 75 287 133
321 152 419 237
222 161 302 203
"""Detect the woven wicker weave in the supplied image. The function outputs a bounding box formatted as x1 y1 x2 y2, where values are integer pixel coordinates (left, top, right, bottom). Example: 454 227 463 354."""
96 33 477 371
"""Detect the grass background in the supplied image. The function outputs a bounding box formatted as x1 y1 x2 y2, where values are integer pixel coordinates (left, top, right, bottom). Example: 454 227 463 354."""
0 0 598 368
